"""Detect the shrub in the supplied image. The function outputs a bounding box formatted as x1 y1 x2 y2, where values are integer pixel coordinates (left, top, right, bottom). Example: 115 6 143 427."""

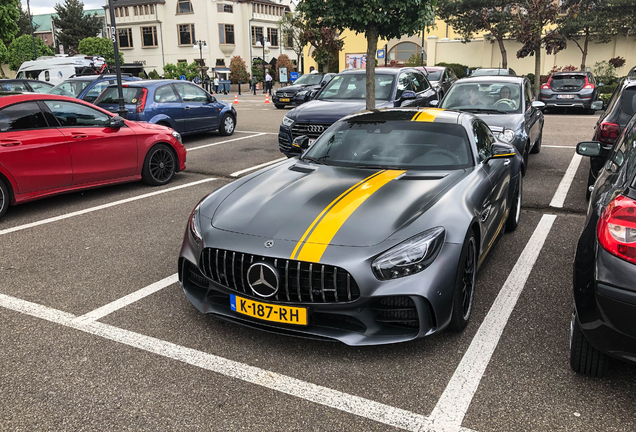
599 82 618 94
163 62 198 80
594 61 618 85
609 56 626 69
599 93 612 105
405 53 424 67
526 73 535 83
229 56 250 84
148 69 160 79
436 62 469 78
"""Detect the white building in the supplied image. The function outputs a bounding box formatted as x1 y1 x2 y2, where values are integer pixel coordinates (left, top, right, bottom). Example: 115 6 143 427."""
104 0 296 79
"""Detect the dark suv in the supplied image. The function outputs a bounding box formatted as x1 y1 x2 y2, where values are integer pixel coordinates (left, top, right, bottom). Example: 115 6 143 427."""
538 71 600 113
273 73 335 109
278 68 437 156
585 77 636 198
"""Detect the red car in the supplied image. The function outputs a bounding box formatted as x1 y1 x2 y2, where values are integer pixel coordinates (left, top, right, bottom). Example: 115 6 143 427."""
0 93 186 220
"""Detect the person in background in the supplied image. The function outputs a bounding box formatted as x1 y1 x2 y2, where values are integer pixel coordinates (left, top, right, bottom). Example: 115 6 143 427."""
251 75 258 95
265 71 273 95
213 75 219 94
203 74 211 92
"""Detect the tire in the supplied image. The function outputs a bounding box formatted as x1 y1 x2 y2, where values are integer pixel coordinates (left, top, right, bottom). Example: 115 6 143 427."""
141 144 177 186
219 114 235 136
570 312 609 377
275 104 285 109
506 175 522 232
530 130 542 154
0 178 9 220
448 229 478 332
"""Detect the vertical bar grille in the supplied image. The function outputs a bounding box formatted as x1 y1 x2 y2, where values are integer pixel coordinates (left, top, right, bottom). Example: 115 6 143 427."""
199 248 360 304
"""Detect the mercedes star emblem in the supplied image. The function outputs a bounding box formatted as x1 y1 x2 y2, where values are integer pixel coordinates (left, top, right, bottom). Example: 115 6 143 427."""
247 262 279 298
264 240 274 248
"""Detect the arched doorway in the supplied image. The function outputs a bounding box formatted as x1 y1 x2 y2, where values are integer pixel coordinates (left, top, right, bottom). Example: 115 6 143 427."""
388 42 424 65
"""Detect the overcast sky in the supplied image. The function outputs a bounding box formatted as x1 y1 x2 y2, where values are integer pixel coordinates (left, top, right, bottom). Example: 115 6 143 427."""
22 0 105 15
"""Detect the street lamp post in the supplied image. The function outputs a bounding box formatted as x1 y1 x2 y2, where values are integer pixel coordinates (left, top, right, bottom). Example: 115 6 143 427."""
193 40 207 83
26 0 37 60
255 36 270 94
107 0 127 119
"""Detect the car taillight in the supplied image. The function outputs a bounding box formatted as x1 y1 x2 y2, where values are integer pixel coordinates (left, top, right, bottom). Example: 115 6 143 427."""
541 77 552 90
598 195 636 265
598 122 620 145
583 76 595 89
136 88 148 113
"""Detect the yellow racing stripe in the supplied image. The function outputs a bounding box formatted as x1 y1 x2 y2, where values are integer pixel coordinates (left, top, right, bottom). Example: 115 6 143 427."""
295 170 406 263
412 108 445 123
290 170 386 260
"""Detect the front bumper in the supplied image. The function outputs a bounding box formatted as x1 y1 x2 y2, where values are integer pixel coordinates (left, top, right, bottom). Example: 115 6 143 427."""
278 124 296 156
273 94 307 106
179 224 463 346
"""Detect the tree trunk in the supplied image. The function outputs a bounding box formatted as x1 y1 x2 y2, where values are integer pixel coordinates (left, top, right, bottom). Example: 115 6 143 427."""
580 34 589 71
497 37 508 69
365 25 379 111
534 35 541 96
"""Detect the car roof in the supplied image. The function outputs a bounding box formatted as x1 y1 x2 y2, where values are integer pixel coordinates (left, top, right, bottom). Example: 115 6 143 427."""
424 67 444 71
341 107 466 125
455 76 525 84
63 75 138 82
0 93 97 107
341 68 418 76
552 71 588 76
103 79 184 87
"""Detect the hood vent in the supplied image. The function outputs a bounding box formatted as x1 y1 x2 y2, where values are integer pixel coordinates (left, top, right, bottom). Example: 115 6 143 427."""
289 165 315 174
399 173 448 181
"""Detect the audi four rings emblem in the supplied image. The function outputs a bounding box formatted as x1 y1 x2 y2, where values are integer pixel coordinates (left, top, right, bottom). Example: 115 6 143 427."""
246 262 279 298
307 125 324 133
264 240 274 248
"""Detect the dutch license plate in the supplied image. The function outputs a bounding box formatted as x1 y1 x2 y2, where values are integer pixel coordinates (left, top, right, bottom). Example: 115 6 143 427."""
557 94 575 99
280 98 290 102
230 295 308 326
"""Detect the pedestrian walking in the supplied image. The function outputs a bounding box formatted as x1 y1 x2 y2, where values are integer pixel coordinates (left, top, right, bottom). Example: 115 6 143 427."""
213 76 219 94
251 76 257 95
265 72 273 96
203 74 211 92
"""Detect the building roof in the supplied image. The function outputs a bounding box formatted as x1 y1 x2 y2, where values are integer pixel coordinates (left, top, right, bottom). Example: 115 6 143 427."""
33 9 105 33
103 0 165 6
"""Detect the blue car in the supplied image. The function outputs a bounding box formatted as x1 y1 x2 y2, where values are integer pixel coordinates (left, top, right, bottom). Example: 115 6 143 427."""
94 80 237 136
48 74 142 102
278 67 437 156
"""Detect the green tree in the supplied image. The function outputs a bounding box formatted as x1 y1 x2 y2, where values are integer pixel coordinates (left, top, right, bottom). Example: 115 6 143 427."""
298 0 437 109
53 0 103 54
8 34 54 70
229 55 251 84
78 36 124 66
17 3 38 37
513 0 566 95
251 58 265 84
163 62 199 80
279 12 306 70
301 26 343 73
557 0 615 71
437 0 513 68
0 0 20 45
0 41 8 77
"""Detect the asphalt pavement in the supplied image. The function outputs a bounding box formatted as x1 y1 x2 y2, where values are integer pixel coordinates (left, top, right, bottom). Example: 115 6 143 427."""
1 100 634 432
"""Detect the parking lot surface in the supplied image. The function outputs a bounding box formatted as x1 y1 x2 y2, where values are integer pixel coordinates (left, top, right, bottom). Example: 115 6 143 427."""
1 99 634 431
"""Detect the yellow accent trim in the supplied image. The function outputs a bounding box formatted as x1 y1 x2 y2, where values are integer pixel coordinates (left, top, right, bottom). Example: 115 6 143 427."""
412 108 445 123
290 170 385 260
493 153 515 157
295 170 406 263
411 111 422 121
478 208 510 266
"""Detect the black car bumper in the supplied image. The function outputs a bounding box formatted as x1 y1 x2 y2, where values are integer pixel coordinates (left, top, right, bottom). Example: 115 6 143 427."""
538 90 597 109
278 125 295 156
179 224 463 346
574 246 636 364
273 94 307 106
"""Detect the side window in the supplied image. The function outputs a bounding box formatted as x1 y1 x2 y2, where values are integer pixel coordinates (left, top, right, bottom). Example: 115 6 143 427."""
473 121 493 162
525 81 533 109
2 82 28 91
174 83 208 102
154 84 180 103
396 73 414 99
411 72 429 92
0 102 48 132
29 82 52 93
84 81 111 102
45 71 50 81
43 101 110 127
449 69 458 81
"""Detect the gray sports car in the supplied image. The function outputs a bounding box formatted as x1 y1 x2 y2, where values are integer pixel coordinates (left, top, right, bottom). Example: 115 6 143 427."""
179 108 523 345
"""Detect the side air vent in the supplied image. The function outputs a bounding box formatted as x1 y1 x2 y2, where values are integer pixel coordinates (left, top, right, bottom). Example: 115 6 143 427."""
400 174 448 180
289 165 315 174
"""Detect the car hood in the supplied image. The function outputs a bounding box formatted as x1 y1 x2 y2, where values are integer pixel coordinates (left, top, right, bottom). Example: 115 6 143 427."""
210 164 466 247
277 84 319 93
473 113 524 131
289 99 394 123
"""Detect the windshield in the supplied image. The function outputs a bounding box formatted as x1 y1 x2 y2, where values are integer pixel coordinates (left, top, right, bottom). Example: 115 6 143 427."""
49 80 91 97
95 87 143 104
551 75 585 90
317 74 395 101
293 74 323 86
303 119 472 170
471 69 510 76
440 82 522 113
427 71 443 81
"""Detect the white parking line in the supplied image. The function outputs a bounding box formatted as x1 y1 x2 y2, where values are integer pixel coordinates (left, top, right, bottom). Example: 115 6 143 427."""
549 153 583 208
230 158 287 177
74 274 178 323
187 133 266 151
0 178 217 237
429 214 557 429
543 145 576 149
236 131 278 135
0 292 477 432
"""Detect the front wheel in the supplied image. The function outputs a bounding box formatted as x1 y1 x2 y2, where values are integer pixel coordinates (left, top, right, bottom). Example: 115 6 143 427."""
0 178 9 220
448 229 477 332
142 144 176 186
570 312 609 377
506 175 522 232
219 114 235 136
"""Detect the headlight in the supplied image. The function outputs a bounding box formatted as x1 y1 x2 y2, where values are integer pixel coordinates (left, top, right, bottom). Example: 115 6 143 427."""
297 90 308 97
372 227 445 280
171 130 182 144
189 203 203 244
498 129 516 143
282 116 294 127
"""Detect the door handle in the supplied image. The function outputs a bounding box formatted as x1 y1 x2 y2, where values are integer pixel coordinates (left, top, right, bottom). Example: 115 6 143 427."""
0 140 21 147
71 133 88 138
184 106 190 110
480 205 491 223
503 159 511 166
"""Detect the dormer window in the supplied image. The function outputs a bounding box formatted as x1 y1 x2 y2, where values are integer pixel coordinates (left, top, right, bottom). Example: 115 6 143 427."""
177 0 193 14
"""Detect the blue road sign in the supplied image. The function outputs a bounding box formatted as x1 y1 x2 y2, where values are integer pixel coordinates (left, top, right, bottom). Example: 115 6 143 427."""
290 72 299 82
377 50 385 59
180 75 186 80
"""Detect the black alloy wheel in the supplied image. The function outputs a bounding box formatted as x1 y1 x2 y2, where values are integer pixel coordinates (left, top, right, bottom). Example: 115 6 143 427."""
219 114 235 136
0 178 9 220
449 229 477 331
506 175 522 232
530 130 542 154
142 144 176 186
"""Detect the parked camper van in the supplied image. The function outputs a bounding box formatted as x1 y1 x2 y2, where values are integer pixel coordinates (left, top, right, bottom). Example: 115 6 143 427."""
16 55 106 85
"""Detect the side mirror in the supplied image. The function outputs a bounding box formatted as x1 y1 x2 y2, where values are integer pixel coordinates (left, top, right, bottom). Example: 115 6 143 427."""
292 135 310 153
531 101 545 110
400 90 417 102
109 115 125 128
320 80 328 87
489 143 516 160
429 99 439 107
208 94 216 103
576 141 602 157
591 100 603 111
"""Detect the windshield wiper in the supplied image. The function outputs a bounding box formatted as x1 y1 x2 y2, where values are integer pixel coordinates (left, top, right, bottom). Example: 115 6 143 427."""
356 164 402 170
463 108 509 114
301 155 332 165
